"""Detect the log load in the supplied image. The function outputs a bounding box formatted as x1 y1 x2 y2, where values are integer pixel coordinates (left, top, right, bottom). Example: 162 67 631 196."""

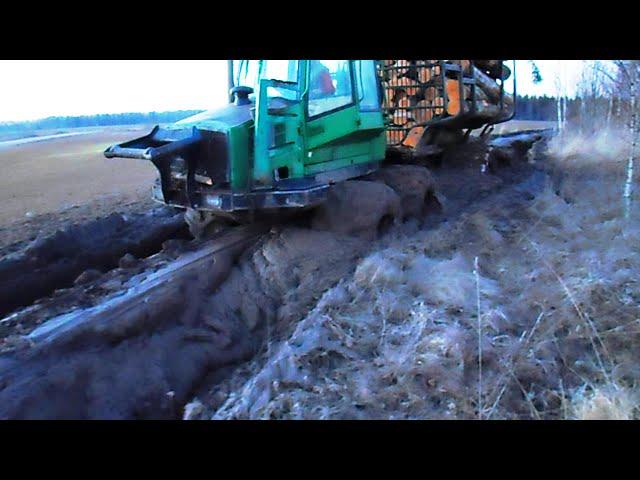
472 60 511 80
472 65 513 107
380 60 514 146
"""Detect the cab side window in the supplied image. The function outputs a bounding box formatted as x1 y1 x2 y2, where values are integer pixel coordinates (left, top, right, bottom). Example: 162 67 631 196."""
307 60 354 117
355 60 381 111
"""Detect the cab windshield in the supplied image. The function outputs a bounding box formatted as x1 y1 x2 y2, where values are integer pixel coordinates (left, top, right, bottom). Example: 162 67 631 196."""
233 60 299 101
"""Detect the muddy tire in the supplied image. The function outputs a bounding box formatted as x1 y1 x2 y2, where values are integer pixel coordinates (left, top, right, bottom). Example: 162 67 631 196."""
184 209 227 239
311 180 401 239
367 164 441 220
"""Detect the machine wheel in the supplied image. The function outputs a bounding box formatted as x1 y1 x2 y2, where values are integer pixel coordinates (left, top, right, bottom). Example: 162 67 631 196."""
311 180 401 239
366 164 440 221
184 208 228 239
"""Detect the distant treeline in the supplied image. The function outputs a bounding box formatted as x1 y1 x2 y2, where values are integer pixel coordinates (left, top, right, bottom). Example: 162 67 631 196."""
0 110 206 134
515 94 626 126
515 95 561 121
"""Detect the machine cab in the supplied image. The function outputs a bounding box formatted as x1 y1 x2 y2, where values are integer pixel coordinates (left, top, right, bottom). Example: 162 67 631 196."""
230 60 386 191
230 60 381 116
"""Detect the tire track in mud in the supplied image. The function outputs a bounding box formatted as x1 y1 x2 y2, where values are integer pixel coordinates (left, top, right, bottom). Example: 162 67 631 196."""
0 224 270 419
0 133 546 419
0 208 190 318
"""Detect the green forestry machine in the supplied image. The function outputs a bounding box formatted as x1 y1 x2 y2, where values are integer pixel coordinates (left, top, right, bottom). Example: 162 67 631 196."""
105 60 515 237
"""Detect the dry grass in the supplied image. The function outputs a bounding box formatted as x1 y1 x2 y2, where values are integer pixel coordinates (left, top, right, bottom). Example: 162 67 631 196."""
571 384 637 420
547 127 629 166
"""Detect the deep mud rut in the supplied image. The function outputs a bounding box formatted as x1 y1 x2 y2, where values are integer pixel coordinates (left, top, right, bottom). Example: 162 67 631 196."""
0 206 190 319
0 131 583 420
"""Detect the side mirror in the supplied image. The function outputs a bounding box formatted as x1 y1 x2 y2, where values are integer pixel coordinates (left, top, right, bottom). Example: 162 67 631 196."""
230 86 254 106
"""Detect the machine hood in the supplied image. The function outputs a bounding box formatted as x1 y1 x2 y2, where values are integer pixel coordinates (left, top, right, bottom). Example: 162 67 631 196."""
104 102 252 161
168 102 254 133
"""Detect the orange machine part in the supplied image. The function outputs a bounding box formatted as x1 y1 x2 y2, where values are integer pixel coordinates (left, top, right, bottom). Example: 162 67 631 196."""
401 126 425 148
446 79 461 116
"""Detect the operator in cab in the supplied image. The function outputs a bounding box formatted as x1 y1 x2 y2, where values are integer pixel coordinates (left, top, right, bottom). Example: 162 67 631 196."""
309 61 336 98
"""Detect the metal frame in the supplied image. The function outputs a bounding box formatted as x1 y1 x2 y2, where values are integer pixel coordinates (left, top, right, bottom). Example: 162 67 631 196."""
152 161 380 214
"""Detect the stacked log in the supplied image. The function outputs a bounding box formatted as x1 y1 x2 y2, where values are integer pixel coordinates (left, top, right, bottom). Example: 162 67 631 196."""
472 64 513 107
381 60 441 127
472 60 511 80
380 60 514 146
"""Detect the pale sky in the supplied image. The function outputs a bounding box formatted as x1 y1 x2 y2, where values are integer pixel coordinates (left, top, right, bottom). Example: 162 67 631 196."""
513 60 586 98
0 60 587 123
0 60 230 122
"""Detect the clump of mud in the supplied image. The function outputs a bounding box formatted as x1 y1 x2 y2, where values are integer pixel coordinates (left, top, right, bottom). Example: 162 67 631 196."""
187 129 640 420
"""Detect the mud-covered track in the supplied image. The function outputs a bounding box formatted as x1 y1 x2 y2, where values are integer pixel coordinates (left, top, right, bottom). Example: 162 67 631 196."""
0 223 270 419
26 223 270 350
0 209 189 318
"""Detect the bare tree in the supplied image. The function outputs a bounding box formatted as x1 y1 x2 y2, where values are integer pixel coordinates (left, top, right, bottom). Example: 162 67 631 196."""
555 67 565 133
576 61 610 133
613 61 639 219
560 60 637 217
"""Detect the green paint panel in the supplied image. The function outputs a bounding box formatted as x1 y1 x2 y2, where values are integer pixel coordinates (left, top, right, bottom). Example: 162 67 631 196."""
306 137 376 165
228 123 252 190
358 110 385 130
305 105 361 150
304 153 378 176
